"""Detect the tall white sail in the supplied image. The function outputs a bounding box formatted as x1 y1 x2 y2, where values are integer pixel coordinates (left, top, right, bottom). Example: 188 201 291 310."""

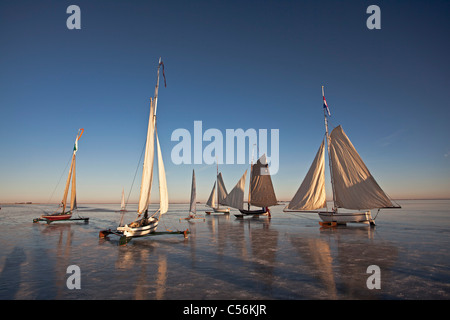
217 172 228 205
221 170 247 210
102 58 171 239
156 132 168 215
138 97 156 214
329 125 394 210
286 140 327 210
189 169 196 214
249 154 277 208
206 182 216 208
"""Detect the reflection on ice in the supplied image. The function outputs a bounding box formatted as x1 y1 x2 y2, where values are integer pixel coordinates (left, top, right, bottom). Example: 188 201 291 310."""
290 227 398 299
0 202 449 299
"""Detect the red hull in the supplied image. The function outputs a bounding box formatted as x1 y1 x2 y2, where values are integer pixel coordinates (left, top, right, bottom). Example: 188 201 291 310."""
42 214 72 221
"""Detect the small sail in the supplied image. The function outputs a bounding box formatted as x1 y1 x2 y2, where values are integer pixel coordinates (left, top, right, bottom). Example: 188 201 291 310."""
329 125 394 210
206 182 216 208
286 140 327 211
120 188 126 210
221 170 247 210
156 132 169 215
249 154 277 208
138 98 156 214
189 170 196 214
217 172 228 204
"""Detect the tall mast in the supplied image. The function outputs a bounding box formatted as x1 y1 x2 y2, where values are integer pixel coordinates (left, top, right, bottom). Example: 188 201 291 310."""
216 160 220 209
322 86 337 210
153 57 162 116
62 128 83 214
247 144 256 210
138 58 162 215
61 154 75 214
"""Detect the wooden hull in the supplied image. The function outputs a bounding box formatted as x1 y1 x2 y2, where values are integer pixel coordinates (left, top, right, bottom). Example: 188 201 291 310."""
34 212 89 224
117 217 158 237
41 213 72 221
318 211 375 225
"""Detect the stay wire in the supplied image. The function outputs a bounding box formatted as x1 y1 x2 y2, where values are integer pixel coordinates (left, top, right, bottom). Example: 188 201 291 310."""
46 154 72 205
125 140 147 209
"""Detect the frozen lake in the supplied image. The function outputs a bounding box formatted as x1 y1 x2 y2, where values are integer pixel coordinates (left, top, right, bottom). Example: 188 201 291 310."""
0 200 449 300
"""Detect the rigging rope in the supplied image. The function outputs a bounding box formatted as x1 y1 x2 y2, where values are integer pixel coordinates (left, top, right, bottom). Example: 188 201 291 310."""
46 154 72 205
125 139 147 210
373 208 381 221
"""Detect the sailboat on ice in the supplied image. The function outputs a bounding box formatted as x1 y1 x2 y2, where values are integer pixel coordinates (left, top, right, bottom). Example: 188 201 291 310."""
218 154 278 218
238 154 278 217
284 86 400 226
99 58 188 244
181 170 205 221
33 129 89 224
205 164 230 214
119 188 127 212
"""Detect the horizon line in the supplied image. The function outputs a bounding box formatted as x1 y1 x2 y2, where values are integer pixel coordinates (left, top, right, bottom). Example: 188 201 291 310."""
2 198 450 205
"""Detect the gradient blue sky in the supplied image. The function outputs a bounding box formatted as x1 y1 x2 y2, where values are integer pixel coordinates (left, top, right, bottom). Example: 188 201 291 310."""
1 0 449 203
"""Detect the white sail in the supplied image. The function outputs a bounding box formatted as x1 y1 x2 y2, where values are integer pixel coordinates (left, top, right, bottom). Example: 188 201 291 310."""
138 98 156 214
329 125 394 210
108 58 170 238
221 170 247 210
189 169 196 214
206 182 216 208
286 140 327 211
217 172 228 205
121 188 125 210
249 154 277 208
156 132 168 215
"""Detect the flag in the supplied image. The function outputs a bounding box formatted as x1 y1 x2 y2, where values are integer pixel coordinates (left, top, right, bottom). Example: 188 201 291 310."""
322 86 331 116
323 95 331 116
160 59 167 88
73 128 84 154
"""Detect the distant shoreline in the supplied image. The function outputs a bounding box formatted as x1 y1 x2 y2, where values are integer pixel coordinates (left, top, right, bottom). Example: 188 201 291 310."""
2 198 450 206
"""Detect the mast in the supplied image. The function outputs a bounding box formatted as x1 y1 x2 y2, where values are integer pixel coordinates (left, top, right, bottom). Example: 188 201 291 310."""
138 58 164 215
153 57 162 116
61 154 75 214
216 160 222 210
322 86 337 211
62 128 83 214
189 169 196 215
70 155 77 211
247 144 256 210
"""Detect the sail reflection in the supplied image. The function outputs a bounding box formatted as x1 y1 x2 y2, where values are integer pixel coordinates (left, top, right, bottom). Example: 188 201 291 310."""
290 227 398 299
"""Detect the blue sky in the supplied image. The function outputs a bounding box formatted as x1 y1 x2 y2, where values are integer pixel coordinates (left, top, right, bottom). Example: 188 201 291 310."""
1 0 449 204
